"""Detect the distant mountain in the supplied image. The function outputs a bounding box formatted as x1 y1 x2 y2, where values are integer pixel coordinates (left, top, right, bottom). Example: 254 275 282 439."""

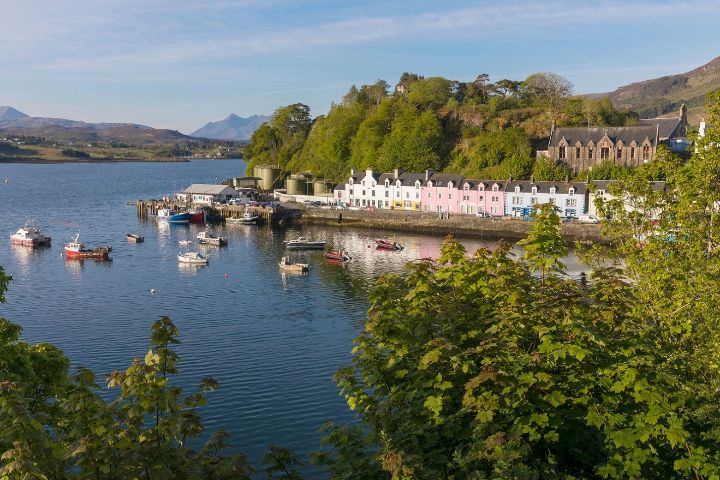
191 114 269 141
0 106 29 121
0 108 196 146
594 55 720 122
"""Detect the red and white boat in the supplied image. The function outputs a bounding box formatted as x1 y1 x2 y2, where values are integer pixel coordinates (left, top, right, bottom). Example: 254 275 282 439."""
64 234 112 260
10 224 51 247
187 207 205 223
375 239 403 251
324 250 351 262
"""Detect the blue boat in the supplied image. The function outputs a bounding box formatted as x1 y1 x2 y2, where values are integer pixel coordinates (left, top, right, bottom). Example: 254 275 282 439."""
157 208 190 223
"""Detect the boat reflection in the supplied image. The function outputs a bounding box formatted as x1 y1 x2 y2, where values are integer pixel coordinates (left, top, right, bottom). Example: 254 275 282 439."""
10 243 51 274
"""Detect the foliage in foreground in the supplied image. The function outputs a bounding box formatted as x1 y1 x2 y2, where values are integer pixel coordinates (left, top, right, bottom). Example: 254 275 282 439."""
323 92 720 480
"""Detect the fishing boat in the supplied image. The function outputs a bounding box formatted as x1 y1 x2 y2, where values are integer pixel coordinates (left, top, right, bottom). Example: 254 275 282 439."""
126 233 144 243
278 256 308 273
157 208 190 224
10 224 51 247
187 207 205 223
226 212 261 225
375 239 403 251
324 250 351 262
177 251 209 264
285 236 326 250
64 234 112 260
197 230 227 246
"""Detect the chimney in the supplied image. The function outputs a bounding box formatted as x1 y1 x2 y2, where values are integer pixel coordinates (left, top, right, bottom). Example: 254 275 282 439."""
366 168 373 177
700 119 706 138
350 168 355 176
394 168 402 179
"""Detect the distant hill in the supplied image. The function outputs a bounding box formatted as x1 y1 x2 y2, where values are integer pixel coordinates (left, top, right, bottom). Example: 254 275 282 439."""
0 109 197 146
0 106 29 121
594 55 720 122
191 114 269 141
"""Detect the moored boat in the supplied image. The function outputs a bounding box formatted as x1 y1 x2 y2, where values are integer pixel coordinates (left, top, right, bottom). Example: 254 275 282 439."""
324 250 351 262
226 212 261 225
285 236 326 250
126 233 144 243
64 234 112 260
279 256 308 273
178 239 193 246
177 251 208 264
375 239 403 251
187 207 205 223
157 208 190 224
197 230 227 246
10 224 51 247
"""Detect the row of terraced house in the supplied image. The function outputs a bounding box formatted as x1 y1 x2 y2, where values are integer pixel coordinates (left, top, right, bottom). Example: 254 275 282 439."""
333 168 592 218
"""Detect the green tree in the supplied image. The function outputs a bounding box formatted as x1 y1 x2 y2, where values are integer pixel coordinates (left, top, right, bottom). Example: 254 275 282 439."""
517 203 568 282
532 156 571 181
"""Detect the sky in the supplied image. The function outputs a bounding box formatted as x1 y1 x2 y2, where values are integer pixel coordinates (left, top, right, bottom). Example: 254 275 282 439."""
2 0 719 134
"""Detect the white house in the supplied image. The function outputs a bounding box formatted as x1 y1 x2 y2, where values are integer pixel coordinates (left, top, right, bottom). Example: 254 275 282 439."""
504 181 587 218
176 184 238 205
588 180 666 218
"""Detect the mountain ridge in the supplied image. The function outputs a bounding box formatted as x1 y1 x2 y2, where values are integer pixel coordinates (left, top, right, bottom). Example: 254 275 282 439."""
593 55 720 122
191 113 269 141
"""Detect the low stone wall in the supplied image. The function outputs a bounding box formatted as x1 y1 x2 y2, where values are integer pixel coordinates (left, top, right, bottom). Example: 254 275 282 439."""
298 208 606 243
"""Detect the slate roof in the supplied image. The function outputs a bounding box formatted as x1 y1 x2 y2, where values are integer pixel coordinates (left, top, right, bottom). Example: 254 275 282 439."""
427 173 464 187
378 172 397 183
334 183 346 191
505 181 587 195
463 179 505 191
182 184 236 195
638 117 682 140
550 126 658 147
398 172 430 185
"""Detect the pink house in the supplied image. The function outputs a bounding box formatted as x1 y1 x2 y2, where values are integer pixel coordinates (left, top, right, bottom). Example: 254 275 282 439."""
421 174 464 214
459 180 505 216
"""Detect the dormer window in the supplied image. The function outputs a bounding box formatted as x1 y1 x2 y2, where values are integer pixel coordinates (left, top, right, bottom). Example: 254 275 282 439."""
550 187 556 194
531 186 537 194
514 186 520 193
349 179 354 185
569 187 575 195
464 184 469 191
385 180 389 187
492 184 498 192
415 181 420 188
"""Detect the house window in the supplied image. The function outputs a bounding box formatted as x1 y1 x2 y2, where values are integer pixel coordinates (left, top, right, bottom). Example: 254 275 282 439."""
643 145 650 160
566 198 577 207
558 146 566 159
449 194 452 200
601 147 609 159
371 190 375 197
415 192 419 199
630 147 635 159
512 196 521 205
404 200 411 208
479 195 484 201
576 146 581 158
396 191 400 197
550 187 556 194
428 192 431 198
439 193 442 199
589 147 594 159
362 190 366 195
492 185 499 192
405 192 409 198
530 197 538 205
349 188 353 195
362 181 365 186
371 200 376 206
531 186 537 194
617 147 622 159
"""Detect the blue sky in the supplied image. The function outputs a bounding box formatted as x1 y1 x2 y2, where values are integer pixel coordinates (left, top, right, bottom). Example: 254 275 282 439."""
2 0 719 133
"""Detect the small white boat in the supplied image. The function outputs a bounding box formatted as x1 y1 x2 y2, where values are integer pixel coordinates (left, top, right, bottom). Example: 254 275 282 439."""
177 251 208 264
11 223 51 247
178 239 193 246
285 236 326 250
126 233 144 243
278 256 308 273
226 212 261 225
198 230 227 246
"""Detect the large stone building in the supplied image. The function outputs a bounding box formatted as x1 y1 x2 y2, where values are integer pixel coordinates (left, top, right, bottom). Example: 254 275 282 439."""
547 105 690 172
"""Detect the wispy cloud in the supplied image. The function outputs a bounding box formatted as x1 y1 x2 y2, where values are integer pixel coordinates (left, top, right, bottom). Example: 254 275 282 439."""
8 0 718 73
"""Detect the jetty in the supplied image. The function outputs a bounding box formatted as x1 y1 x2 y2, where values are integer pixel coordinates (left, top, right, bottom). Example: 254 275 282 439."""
134 199 299 225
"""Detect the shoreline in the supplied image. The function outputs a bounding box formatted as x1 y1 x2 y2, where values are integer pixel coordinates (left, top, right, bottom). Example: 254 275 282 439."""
296 208 607 244
0 157 237 164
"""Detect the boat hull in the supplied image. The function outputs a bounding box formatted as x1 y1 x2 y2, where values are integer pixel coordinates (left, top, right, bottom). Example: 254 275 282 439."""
64 248 111 260
158 212 191 223
287 242 326 250
11 236 51 247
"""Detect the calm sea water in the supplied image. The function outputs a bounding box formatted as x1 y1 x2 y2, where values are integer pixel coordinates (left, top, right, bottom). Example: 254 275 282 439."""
0 159 585 478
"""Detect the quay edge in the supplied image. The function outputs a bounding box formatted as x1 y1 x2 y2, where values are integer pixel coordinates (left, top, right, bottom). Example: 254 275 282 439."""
297 208 607 244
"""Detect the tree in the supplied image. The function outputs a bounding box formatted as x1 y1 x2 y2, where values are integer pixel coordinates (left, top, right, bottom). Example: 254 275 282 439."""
517 202 567 282
522 72 573 114
532 156 571 181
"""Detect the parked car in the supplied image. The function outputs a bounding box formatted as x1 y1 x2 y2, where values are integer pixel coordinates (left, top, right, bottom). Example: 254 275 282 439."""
578 214 600 224
476 211 492 218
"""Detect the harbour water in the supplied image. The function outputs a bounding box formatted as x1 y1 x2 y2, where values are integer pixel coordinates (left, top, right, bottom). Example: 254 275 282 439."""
0 159 586 478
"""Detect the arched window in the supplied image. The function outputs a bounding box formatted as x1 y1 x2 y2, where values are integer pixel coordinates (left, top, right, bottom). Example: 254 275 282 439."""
642 145 650 160
617 147 622 159
558 146 566 159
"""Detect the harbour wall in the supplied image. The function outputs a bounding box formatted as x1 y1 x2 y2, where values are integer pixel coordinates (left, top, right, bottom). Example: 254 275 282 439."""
297 208 606 243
